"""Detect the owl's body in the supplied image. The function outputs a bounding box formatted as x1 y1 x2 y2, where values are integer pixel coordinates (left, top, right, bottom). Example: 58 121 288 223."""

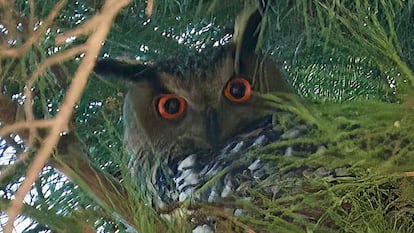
94 4 291 209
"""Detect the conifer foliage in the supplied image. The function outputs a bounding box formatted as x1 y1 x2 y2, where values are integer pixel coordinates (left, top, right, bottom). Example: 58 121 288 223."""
0 1 413 232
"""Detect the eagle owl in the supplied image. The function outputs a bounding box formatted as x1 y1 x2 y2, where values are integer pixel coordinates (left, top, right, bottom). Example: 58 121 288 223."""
94 5 292 207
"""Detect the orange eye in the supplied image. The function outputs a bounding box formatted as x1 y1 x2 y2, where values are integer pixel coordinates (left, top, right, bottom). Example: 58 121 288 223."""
157 94 187 120
223 77 252 102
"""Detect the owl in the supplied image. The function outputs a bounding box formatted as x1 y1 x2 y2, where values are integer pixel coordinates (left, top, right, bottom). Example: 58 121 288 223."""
93 4 298 210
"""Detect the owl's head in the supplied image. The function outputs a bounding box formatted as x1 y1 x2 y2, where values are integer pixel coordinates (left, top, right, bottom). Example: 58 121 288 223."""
94 6 289 161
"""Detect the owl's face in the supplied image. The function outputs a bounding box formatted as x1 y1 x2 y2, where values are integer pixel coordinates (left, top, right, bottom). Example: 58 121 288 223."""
94 8 288 161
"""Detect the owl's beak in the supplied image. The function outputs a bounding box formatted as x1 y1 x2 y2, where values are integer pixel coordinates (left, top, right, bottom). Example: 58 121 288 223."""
205 108 221 147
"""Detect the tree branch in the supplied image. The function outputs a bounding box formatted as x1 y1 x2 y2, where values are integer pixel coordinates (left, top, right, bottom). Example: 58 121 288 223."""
3 0 132 232
51 133 136 228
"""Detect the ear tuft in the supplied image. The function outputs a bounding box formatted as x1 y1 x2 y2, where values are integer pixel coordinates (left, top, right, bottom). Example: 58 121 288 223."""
94 58 155 82
233 2 265 73
233 4 264 53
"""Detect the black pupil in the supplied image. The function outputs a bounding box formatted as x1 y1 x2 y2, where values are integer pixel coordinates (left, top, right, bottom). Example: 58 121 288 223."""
164 98 180 114
229 82 246 99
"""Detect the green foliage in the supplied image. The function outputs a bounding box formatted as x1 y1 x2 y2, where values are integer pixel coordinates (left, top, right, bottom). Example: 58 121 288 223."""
1 0 414 233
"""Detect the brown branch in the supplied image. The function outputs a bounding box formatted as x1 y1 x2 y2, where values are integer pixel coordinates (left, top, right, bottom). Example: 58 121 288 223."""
0 119 54 137
3 0 132 232
146 0 154 16
51 133 134 227
28 0 35 34
49 130 171 232
55 15 101 45
51 135 169 233
405 172 414 177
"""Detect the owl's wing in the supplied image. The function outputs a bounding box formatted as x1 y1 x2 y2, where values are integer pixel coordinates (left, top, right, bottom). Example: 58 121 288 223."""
155 116 313 204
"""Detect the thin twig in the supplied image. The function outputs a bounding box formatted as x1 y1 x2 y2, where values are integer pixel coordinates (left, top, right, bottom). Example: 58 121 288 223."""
28 0 35 33
3 0 132 232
